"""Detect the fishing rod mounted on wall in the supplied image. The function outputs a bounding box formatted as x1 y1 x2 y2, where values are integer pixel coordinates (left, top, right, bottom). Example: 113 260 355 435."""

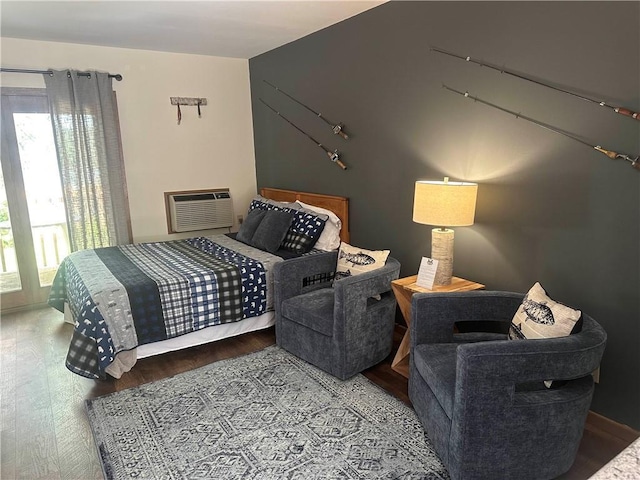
263 80 349 139
431 46 640 122
259 98 347 170
442 85 639 171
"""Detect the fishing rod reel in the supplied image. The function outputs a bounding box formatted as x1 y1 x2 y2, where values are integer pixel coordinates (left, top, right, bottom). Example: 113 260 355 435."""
595 146 640 170
331 123 349 140
326 149 347 170
611 153 640 170
328 149 340 162
618 154 640 170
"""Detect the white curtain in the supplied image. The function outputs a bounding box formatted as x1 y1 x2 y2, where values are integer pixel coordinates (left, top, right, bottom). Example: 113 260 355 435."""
44 70 131 250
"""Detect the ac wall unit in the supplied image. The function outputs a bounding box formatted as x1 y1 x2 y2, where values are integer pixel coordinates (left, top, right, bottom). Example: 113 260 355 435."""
165 189 234 233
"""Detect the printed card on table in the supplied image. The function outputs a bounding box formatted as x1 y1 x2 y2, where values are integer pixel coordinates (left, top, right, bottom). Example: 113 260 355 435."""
416 257 439 290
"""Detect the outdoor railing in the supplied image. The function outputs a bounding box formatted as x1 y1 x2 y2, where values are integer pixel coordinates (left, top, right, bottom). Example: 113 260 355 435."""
0 222 69 274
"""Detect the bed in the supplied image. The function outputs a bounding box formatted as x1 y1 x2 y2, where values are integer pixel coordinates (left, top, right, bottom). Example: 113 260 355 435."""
49 188 349 379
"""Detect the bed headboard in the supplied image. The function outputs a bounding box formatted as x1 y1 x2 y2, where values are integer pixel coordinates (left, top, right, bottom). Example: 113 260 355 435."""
260 187 350 243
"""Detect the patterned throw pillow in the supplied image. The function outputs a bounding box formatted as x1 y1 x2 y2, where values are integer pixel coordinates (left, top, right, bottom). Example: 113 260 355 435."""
249 198 328 254
335 242 390 280
509 282 582 388
508 282 582 341
296 200 342 251
251 195 299 211
281 209 327 254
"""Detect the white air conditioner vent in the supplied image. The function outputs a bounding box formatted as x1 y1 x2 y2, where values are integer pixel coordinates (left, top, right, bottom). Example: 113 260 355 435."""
166 189 234 233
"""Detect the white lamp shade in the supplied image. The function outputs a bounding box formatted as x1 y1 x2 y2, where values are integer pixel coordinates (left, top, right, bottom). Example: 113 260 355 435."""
413 179 478 227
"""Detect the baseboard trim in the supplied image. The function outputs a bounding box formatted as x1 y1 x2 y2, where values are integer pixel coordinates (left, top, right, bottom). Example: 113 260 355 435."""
585 411 640 443
1 301 49 315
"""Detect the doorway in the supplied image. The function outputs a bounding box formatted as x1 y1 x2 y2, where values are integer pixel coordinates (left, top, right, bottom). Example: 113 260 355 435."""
1 88 69 310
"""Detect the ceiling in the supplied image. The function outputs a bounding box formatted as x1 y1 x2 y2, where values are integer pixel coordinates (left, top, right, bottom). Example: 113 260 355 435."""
0 1 385 59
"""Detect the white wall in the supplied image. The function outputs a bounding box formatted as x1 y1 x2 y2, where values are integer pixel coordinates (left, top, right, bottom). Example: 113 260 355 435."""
0 37 257 242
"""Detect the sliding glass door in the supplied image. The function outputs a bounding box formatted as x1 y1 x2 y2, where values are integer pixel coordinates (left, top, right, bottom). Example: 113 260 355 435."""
1 88 70 310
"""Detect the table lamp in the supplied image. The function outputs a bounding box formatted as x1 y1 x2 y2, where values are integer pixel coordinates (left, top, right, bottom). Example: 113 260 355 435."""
413 177 478 286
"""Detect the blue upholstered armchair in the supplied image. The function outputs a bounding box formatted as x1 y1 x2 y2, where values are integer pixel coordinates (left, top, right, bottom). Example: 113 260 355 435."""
273 251 401 380
409 290 607 480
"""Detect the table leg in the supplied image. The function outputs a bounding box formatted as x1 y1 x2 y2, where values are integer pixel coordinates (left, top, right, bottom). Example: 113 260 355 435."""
391 281 414 378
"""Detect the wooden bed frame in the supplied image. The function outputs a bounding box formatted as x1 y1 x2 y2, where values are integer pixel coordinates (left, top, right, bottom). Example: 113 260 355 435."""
260 187 350 243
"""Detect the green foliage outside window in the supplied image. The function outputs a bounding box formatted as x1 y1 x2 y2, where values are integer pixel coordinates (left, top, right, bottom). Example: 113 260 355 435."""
0 200 15 249
0 200 8 222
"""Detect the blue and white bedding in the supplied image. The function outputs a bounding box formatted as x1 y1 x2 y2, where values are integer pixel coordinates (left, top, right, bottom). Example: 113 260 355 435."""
48 235 284 379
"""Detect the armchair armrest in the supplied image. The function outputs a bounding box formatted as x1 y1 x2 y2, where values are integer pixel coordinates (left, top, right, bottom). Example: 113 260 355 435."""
333 257 401 302
456 314 607 386
411 291 523 348
273 251 338 311
333 257 401 353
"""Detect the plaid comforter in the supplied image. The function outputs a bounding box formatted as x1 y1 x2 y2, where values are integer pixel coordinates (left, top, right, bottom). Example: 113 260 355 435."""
48 236 279 379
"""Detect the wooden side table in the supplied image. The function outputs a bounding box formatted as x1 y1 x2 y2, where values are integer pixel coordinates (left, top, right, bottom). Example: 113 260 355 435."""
391 275 485 378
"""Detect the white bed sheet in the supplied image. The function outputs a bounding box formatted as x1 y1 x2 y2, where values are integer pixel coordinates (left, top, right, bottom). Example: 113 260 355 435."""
136 311 274 358
65 303 274 360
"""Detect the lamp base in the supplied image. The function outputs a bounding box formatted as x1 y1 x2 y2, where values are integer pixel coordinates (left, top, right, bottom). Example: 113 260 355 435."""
432 228 454 286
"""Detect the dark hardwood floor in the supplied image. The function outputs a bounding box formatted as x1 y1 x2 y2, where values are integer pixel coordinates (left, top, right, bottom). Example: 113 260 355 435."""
1 307 638 479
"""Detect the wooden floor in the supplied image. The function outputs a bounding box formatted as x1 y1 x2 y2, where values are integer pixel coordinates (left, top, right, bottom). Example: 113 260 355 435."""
1 307 638 480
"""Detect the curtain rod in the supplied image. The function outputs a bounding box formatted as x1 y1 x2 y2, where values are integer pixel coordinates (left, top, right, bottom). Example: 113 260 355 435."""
0 67 123 81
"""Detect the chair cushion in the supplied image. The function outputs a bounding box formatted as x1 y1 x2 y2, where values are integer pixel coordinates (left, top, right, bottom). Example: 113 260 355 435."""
413 343 458 418
281 288 335 336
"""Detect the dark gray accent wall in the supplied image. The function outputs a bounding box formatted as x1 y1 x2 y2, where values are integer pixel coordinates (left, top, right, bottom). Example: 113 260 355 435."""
249 1 640 429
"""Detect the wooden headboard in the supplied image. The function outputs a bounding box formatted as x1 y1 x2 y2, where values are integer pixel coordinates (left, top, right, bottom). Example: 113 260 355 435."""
260 187 350 243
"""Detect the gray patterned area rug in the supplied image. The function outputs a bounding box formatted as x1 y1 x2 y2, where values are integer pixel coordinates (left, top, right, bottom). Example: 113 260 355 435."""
86 346 449 479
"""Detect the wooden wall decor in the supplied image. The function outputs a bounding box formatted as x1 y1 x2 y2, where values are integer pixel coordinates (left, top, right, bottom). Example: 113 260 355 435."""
170 97 207 124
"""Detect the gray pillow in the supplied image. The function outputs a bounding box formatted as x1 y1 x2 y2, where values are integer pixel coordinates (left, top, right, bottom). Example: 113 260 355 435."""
251 210 294 253
236 209 266 245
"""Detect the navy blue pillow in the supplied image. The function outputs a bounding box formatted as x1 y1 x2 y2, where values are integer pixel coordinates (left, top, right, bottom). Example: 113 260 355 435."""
281 210 327 254
251 210 294 253
249 199 327 253
236 209 266 245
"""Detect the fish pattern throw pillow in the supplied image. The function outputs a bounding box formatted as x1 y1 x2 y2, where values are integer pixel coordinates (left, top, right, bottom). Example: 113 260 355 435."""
335 242 390 280
509 282 582 341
